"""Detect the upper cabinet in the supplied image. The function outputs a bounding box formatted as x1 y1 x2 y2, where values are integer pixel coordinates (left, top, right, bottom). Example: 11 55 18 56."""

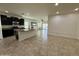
1 15 24 25
19 18 24 25
1 15 8 25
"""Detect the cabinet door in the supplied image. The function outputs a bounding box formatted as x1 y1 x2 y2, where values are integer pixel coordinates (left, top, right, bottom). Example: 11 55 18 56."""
1 15 8 25
2 28 14 37
7 17 12 25
19 19 24 25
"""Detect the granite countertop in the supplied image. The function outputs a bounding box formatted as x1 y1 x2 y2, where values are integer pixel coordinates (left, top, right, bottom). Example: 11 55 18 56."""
2 25 35 32
14 28 35 32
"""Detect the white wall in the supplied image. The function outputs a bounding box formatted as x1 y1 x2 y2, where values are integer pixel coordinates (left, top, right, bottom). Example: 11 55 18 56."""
24 18 40 30
48 14 79 39
0 16 3 39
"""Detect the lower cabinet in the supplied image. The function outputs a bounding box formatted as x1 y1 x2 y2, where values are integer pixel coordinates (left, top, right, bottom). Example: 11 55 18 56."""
2 28 14 38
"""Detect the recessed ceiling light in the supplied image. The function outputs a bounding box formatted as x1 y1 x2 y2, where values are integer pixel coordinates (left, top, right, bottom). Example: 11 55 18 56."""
74 8 79 11
5 10 8 13
56 11 59 14
55 3 59 6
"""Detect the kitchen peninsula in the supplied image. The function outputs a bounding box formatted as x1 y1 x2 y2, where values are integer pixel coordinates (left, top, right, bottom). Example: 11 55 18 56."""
15 29 36 41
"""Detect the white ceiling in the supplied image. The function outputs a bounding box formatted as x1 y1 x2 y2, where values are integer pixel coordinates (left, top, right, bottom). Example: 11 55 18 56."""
0 3 79 22
48 3 79 15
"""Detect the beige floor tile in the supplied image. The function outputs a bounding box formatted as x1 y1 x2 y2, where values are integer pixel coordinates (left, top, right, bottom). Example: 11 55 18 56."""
0 30 79 56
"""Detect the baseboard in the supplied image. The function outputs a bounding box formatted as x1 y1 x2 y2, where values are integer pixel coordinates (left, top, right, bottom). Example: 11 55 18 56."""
48 32 77 39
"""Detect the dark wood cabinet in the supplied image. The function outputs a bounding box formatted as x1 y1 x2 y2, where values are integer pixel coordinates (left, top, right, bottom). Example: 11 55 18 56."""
19 18 24 25
7 17 12 25
1 15 14 38
2 28 14 37
1 15 7 25
1 15 24 38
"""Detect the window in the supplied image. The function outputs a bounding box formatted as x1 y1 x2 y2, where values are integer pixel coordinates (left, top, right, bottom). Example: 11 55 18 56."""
24 21 29 30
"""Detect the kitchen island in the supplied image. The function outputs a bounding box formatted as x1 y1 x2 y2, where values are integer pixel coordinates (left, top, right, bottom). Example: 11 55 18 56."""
14 29 36 41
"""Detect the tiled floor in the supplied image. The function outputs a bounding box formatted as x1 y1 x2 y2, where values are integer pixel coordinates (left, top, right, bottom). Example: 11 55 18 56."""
0 30 79 56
